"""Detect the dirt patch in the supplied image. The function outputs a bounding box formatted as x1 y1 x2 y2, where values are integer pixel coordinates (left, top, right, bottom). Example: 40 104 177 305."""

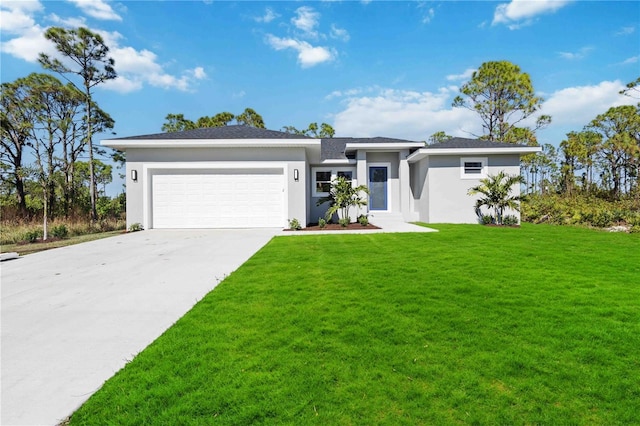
285 223 381 231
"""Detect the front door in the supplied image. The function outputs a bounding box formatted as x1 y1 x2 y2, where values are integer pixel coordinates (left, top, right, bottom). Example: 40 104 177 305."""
368 166 388 210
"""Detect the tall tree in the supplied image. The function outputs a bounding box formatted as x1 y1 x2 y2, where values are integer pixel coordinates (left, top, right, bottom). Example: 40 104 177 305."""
620 76 640 99
0 78 34 215
428 131 452 145
39 26 117 222
161 109 266 132
588 105 640 198
452 60 550 141
236 108 265 128
282 122 335 138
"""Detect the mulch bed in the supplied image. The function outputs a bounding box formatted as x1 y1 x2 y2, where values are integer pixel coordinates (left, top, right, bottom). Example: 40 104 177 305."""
285 223 381 231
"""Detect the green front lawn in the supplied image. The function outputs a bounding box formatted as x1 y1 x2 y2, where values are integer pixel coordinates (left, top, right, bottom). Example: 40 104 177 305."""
69 224 639 425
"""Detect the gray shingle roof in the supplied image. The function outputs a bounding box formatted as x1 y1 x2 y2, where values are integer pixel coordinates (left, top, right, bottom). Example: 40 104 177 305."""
320 136 422 160
425 137 530 149
109 125 313 140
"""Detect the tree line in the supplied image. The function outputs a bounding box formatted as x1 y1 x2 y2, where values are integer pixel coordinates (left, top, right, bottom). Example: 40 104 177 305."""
435 60 639 206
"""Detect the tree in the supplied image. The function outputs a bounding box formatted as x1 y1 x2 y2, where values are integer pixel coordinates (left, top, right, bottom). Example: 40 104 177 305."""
468 171 525 225
281 122 335 138
588 105 640 198
452 60 550 141
162 113 195 132
39 26 117 222
316 176 369 222
236 108 265 128
620 76 640 99
161 109 266 131
428 131 452 145
0 78 35 215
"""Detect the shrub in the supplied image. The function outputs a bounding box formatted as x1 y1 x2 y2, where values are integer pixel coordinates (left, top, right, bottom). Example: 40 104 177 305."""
318 218 327 229
128 223 143 232
480 214 494 225
358 214 369 226
288 218 302 230
502 215 519 226
50 224 69 239
23 229 42 243
338 217 350 228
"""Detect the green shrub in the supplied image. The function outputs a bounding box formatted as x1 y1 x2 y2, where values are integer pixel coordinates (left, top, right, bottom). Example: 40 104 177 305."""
338 217 350 228
318 218 327 229
50 224 69 239
23 229 42 243
288 218 302 230
358 215 369 226
128 223 143 232
480 214 494 225
502 215 519 226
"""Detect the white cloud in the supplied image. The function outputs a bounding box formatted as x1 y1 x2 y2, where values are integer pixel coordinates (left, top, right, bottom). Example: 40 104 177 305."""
102 75 142 93
615 25 635 36
0 0 43 34
558 46 593 60
493 0 571 29
292 6 320 38
422 7 435 24
192 66 207 79
67 0 122 21
47 13 87 28
621 56 639 65
446 68 476 82
527 80 637 128
331 87 480 140
1 25 55 62
266 34 334 68
254 7 278 23
330 24 349 42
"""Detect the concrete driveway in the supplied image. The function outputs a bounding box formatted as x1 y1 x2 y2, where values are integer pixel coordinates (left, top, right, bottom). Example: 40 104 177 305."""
1 228 279 426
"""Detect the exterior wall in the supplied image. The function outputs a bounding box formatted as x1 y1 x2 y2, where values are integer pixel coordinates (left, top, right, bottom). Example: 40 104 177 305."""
410 154 522 224
125 147 307 229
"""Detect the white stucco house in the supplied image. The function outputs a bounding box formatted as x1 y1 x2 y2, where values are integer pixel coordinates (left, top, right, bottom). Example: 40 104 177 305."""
102 125 540 229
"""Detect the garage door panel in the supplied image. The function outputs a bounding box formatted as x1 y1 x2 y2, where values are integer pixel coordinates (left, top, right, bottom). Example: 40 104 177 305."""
151 171 284 229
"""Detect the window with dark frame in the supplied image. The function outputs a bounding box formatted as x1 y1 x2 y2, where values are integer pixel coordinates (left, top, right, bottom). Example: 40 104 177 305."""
464 161 483 175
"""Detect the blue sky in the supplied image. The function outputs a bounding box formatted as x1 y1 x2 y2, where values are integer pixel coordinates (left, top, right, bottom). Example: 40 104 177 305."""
1 1 638 193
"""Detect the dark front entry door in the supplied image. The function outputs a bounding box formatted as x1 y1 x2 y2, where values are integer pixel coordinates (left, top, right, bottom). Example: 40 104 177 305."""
369 166 388 210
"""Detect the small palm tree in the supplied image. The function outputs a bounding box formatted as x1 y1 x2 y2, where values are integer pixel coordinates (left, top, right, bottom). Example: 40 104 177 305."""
317 176 369 222
468 171 525 225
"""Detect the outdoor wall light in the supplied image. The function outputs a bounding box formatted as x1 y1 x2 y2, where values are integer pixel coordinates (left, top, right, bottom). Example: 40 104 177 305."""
294 169 299 182
131 169 138 182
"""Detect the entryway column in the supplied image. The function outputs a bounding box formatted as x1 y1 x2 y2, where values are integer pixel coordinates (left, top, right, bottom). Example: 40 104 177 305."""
357 150 368 209
399 149 412 221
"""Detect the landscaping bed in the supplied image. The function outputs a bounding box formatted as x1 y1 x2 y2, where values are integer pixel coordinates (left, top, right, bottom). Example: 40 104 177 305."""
285 222 380 231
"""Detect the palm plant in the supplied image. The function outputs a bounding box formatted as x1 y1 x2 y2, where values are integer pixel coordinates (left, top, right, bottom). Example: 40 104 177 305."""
468 171 525 225
317 176 369 223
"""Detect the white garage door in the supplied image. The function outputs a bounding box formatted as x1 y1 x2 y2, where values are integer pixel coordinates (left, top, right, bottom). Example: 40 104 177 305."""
151 170 284 228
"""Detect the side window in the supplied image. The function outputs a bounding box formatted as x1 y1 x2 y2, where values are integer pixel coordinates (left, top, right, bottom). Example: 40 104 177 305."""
460 157 487 179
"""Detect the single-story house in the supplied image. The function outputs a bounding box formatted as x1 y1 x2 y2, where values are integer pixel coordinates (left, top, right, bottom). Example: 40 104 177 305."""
102 125 540 229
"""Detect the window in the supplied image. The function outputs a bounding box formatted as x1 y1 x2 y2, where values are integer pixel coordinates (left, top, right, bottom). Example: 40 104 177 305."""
460 157 487 179
313 168 356 196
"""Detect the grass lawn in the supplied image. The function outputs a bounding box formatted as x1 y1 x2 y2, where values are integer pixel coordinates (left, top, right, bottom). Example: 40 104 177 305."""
1 230 124 256
68 224 639 425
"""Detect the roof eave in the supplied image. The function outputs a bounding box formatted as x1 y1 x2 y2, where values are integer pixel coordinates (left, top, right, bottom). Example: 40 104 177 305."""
345 142 425 150
407 146 542 163
101 138 320 150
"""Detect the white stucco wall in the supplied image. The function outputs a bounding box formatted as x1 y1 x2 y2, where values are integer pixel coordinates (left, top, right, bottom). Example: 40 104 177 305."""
411 154 522 224
125 147 307 229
